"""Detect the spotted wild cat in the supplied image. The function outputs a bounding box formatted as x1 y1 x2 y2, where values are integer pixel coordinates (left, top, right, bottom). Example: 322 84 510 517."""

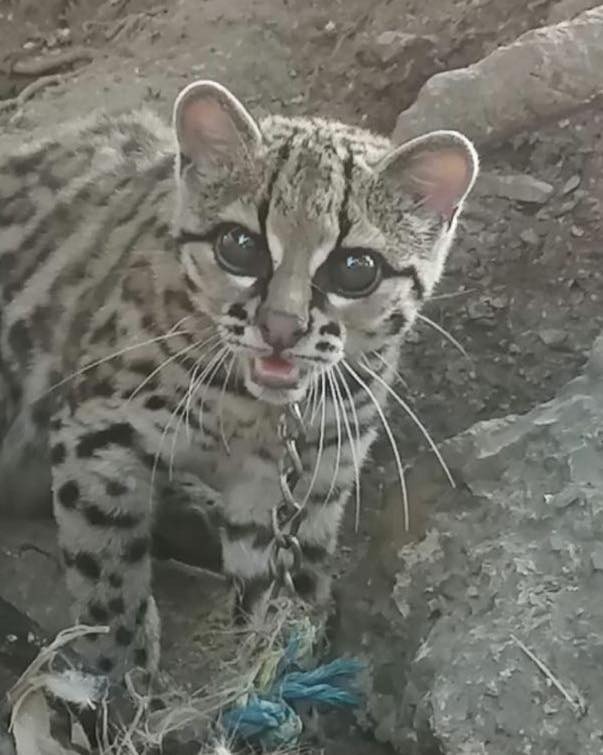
0 80 478 677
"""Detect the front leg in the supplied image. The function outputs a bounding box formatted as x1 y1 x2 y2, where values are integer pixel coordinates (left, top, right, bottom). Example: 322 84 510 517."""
291 483 354 607
219 450 353 621
50 407 159 679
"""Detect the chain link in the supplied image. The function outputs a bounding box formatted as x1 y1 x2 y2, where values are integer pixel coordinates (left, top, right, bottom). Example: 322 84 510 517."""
269 402 306 598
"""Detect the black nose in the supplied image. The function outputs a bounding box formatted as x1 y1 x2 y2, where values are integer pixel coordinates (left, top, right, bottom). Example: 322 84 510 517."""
257 308 306 351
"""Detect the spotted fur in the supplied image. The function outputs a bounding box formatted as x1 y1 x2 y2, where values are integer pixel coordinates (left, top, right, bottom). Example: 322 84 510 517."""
0 80 478 677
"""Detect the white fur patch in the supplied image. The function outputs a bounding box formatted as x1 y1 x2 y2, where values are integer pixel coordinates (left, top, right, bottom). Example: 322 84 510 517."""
266 225 284 269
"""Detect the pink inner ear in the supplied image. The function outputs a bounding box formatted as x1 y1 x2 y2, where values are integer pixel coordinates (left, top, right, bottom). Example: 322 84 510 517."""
180 97 236 156
409 149 471 219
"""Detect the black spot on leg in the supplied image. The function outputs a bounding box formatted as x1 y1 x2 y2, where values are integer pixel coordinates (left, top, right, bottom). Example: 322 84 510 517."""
89 379 115 398
8 318 33 364
135 599 148 625
133 648 148 667
62 549 75 567
122 537 149 563
293 570 318 599
108 573 123 588
31 400 51 427
90 314 117 345
51 443 66 465
115 626 134 646
74 552 101 580
97 656 114 673
108 596 125 615
88 601 109 623
57 480 79 508
128 359 158 377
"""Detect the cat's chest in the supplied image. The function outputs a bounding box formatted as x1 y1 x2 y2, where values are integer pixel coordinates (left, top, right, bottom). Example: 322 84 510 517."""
175 405 284 494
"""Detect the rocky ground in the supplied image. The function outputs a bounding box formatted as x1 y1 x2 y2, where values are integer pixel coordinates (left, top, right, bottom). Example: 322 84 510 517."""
1 0 603 753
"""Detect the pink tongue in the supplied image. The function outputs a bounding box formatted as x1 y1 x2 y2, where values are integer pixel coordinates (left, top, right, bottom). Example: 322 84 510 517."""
259 356 295 375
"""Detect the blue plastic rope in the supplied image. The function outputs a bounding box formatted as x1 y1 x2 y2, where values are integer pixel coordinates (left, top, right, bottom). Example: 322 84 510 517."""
220 638 363 749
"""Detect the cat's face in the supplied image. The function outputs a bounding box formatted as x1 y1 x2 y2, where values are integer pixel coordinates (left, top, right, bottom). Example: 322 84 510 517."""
172 81 478 405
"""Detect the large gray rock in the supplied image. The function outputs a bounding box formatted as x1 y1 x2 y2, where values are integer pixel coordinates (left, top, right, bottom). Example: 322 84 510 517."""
336 333 603 753
392 7 603 146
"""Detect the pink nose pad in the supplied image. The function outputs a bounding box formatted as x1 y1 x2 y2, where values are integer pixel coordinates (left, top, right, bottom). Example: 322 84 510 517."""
257 308 306 351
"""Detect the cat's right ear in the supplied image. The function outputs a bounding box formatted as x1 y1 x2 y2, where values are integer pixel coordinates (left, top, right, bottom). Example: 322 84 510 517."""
173 80 262 170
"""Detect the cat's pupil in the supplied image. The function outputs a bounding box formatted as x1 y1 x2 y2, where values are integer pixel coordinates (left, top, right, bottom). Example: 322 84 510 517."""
329 249 381 297
215 224 268 277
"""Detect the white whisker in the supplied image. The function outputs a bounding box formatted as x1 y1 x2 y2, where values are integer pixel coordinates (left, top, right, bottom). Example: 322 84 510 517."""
183 339 224 441
196 346 233 430
39 327 192 401
371 349 409 390
149 367 201 502
127 330 218 403
342 359 409 531
302 371 327 507
218 353 237 454
310 370 326 427
302 368 318 423
167 344 230 478
324 369 342 506
332 364 362 532
416 312 470 359
362 355 455 489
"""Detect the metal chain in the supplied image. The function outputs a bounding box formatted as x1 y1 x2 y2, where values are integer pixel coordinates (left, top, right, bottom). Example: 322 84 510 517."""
269 402 306 598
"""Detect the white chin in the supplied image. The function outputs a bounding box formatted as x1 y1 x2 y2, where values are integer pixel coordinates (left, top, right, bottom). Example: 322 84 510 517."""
244 377 308 405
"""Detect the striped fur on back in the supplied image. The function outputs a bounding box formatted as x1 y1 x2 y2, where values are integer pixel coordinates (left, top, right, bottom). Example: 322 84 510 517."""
0 80 478 678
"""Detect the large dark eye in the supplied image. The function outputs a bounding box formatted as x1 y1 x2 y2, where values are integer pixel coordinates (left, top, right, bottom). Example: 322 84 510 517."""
214 224 270 278
326 248 382 298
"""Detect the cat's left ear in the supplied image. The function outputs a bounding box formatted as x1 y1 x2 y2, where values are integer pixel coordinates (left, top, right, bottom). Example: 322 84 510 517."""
173 80 262 169
375 131 479 222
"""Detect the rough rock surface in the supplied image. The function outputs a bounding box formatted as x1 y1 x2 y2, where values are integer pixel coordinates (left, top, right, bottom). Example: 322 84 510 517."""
393 7 603 146
335 332 603 753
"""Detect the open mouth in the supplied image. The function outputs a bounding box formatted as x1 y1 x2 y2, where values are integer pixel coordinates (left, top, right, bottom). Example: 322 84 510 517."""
251 355 300 389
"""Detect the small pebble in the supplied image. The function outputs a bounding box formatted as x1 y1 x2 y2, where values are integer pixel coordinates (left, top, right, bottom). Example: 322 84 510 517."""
562 174 581 194
519 228 540 246
537 329 567 348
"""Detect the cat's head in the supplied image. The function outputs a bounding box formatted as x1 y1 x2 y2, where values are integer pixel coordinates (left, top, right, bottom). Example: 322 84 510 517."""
172 80 478 406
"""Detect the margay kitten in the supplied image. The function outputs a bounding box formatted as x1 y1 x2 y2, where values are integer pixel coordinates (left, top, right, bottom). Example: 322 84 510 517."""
0 81 478 677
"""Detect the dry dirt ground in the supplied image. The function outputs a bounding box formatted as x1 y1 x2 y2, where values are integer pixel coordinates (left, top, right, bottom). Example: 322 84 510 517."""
1 0 602 752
